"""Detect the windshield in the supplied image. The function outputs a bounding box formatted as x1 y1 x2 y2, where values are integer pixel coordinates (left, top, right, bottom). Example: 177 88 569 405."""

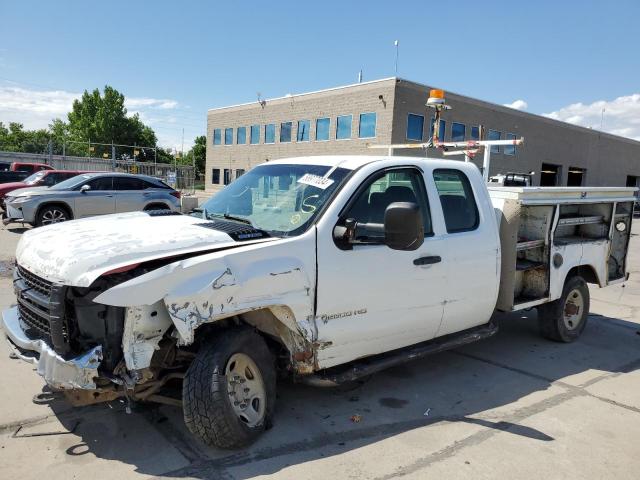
199 163 350 236
50 174 92 190
23 171 47 185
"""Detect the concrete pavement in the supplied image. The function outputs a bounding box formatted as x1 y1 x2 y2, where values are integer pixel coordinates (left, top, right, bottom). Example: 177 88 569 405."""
0 222 638 479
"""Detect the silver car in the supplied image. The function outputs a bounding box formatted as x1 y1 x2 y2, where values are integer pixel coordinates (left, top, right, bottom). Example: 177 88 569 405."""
2 172 181 227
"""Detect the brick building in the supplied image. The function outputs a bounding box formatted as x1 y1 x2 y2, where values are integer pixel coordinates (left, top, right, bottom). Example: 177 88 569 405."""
206 77 640 193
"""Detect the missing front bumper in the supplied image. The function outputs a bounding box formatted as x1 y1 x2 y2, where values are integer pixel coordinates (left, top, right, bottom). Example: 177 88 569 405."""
1 306 102 390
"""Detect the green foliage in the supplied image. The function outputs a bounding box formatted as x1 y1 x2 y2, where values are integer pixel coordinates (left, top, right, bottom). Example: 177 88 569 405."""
187 135 206 174
0 85 202 166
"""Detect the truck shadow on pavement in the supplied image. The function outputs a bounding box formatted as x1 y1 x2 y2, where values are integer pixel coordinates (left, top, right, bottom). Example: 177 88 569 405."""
42 309 640 479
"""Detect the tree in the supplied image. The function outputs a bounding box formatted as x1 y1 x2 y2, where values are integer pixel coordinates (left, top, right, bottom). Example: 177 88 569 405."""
66 86 159 159
0 122 50 153
186 135 206 174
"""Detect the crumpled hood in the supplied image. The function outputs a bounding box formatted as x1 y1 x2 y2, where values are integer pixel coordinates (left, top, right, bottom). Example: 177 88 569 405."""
16 211 271 287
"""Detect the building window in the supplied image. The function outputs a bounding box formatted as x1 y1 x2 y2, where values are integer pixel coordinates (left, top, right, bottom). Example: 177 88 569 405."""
213 129 221 145
224 128 233 145
504 132 516 155
470 126 480 141
451 122 466 142
265 124 275 144
358 112 377 138
280 122 292 143
316 118 330 141
212 168 220 184
237 127 247 145
488 129 501 153
224 169 232 185
250 124 260 144
407 114 424 141
297 120 310 142
336 115 352 140
236 169 245 179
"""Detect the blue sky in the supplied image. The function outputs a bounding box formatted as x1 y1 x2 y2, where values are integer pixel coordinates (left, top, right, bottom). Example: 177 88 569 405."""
1 0 639 148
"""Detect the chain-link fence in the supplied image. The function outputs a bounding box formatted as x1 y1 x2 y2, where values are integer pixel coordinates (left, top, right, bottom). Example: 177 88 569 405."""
0 151 195 194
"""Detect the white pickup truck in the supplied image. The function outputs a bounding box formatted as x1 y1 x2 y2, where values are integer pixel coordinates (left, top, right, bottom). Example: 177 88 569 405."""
2 155 635 448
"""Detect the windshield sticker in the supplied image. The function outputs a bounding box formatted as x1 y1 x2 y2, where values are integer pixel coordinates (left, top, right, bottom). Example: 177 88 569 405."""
297 173 334 190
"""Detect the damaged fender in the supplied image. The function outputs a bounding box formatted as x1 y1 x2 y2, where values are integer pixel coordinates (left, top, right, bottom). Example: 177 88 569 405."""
94 238 318 373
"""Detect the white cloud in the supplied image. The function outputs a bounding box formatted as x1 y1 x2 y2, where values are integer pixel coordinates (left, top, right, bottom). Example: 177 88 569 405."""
503 99 528 111
543 94 640 141
0 84 189 149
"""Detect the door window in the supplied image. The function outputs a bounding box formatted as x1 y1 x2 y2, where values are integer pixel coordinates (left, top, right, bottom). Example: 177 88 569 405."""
344 168 432 241
433 169 479 233
114 177 145 190
87 177 113 190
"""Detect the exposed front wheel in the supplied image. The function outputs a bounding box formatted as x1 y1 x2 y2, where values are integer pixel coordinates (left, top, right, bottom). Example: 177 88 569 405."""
182 328 276 449
538 275 590 342
36 205 70 227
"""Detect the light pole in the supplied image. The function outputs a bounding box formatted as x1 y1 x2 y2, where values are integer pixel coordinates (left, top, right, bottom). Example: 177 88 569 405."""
394 40 399 75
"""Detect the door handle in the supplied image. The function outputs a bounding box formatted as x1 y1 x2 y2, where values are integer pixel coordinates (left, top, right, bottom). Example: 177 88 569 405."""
105 195 113 198
413 255 441 266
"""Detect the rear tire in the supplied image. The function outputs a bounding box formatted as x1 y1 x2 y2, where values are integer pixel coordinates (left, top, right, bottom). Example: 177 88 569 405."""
36 205 70 227
182 327 276 449
538 275 590 342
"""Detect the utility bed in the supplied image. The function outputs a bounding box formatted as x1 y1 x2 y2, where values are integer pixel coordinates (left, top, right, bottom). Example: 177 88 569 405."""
489 186 636 311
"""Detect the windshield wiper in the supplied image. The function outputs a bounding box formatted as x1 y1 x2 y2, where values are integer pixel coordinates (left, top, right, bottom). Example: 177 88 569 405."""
206 212 254 226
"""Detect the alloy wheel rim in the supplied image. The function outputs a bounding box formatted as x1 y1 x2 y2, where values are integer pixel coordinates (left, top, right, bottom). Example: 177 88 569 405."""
563 288 584 331
41 209 67 225
225 353 266 427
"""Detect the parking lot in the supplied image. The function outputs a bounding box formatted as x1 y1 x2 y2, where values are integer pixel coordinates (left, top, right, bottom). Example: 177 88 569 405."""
0 221 638 480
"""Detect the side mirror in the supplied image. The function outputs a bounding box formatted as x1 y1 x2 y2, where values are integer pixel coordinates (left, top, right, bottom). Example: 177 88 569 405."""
384 202 424 251
80 184 91 193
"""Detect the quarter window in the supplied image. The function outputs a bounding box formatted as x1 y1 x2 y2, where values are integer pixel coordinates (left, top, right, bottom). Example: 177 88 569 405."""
224 128 233 145
237 127 247 145
488 129 501 153
406 114 424 141
433 169 479 233
265 124 275 144
336 115 352 140
358 112 377 138
344 168 432 239
213 129 221 145
451 122 466 141
297 120 310 142
504 133 516 155
316 118 330 141
250 125 260 144
280 122 292 143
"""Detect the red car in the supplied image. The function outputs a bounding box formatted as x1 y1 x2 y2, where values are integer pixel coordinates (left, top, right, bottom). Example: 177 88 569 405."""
0 170 91 202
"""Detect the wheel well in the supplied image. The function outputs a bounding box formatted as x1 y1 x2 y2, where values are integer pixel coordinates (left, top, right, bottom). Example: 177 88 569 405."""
144 202 170 211
37 202 73 220
567 265 600 285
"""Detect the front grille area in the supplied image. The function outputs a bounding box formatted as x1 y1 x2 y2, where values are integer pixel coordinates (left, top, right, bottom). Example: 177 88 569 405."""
14 265 69 354
18 265 52 297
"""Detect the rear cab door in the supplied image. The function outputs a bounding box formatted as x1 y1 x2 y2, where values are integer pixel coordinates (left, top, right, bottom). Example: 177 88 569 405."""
426 165 501 336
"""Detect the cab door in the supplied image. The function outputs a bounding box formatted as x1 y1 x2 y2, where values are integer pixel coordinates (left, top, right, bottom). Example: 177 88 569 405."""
314 167 449 369
74 176 116 217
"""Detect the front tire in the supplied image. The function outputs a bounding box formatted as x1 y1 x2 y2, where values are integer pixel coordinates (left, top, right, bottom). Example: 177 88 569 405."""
36 205 70 227
182 328 276 449
538 275 590 342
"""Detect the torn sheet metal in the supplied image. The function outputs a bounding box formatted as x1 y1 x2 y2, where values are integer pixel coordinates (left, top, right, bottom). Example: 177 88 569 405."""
122 302 173 371
2 306 101 389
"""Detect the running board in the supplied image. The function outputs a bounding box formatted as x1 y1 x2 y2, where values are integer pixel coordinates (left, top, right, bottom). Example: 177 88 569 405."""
302 320 499 387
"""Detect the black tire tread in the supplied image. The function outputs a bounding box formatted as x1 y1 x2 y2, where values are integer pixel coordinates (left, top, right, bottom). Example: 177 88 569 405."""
35 204 72 227
538 275 589 343
182 327 276 449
